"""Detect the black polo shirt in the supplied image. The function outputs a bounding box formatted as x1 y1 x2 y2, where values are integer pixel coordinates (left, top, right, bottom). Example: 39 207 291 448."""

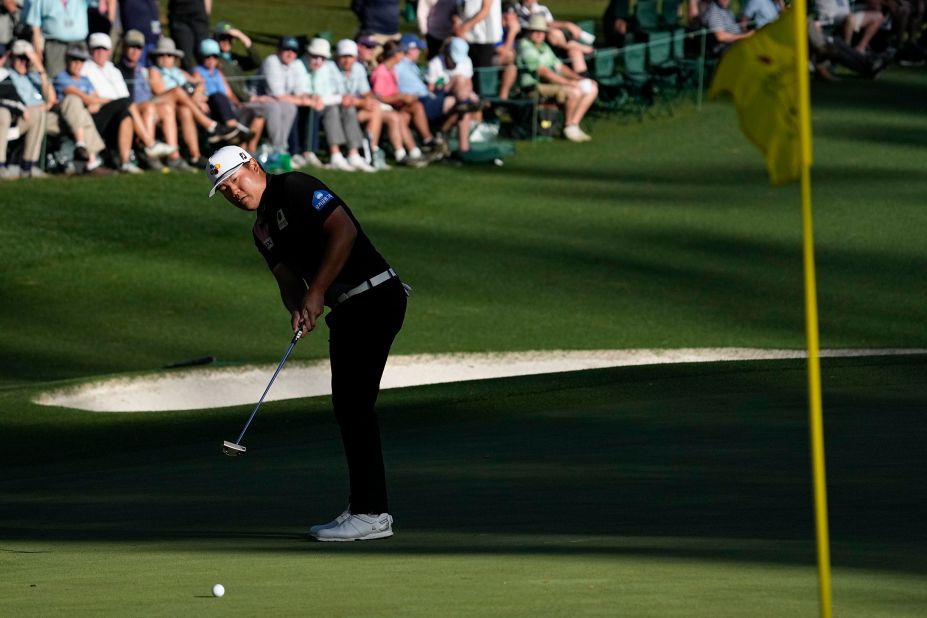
252 172 390 306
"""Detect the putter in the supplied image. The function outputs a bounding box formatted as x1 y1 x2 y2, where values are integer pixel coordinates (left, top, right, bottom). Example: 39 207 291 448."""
222 329 303 457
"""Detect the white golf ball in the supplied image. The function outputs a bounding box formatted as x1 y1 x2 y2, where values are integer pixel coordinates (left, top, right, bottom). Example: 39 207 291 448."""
212 584 225 598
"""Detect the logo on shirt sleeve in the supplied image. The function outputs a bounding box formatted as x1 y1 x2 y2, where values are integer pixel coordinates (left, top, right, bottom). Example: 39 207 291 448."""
276 209 288 230
312 190 334 211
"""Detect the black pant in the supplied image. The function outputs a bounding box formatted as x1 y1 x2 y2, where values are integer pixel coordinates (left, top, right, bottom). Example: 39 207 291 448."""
325 276 407 514
170 16 210 72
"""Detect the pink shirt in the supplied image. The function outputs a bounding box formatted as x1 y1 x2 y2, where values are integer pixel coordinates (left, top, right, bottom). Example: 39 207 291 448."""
370 63 399 98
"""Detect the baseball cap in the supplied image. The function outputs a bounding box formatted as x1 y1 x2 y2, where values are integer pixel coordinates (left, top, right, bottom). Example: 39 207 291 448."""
124 29 146 48
278 36 300 52
399 33 425 51
65 42 90 60
335 39 358 57
357 35 377 48
88 32 113 50
200 38 221 57
214 21 234 36
206 146 253 197
11 39 34 56
449 37 469 64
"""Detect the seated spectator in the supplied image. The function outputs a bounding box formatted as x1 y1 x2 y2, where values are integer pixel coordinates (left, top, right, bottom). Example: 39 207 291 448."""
704 0 754 55
214 23 295 160
335 37 419 169
81 33 175 173
743 0 782 30
370 41 431 166
417 0 458 59
518 15 597 142
304 37 375 172
195 38 261 152
393 34 446 153
356 35 380 74
1 41 48 179
808 17 887 79
255 35 323 167
9 40 109 174
148 37 236 168
516 0 594 75
426 37 487 156
495 1 520 99
117 29 187 171
814 0 884 54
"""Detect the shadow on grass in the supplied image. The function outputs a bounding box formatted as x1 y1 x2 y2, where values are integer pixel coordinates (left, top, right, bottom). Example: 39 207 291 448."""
1 357 924 574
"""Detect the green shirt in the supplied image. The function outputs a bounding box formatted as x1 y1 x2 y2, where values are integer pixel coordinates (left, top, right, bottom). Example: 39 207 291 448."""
517 39 561 88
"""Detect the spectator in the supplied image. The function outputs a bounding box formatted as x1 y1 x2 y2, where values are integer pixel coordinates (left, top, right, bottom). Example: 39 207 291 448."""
743 0 782 29
395 33 449 152
167 0 209 72
25 0 89 77
215 23 295 159
494 0 520 99
426 37 486 156
416 0 457 58
0 40 47 179
704 0 753 55
1 0 23 56
453 0 503 73
87 0 116 35
515 0 595 74
369 41 430 166
81 32 175 172
518 15 597 142
351 0 401 44
814 0 884 54
808 17 886 79
602 0 641 48
356 34 380 74
195 38 261 152
118 0 162 65
255 35 323 167
148 36 235 168
334 37 409 170
304 37 376 172
116 29 181 170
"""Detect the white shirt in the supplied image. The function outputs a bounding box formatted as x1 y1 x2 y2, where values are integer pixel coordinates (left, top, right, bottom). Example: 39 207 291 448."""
81 60 130 100
257 53 311 97
426 54 474 86
458 0 502 45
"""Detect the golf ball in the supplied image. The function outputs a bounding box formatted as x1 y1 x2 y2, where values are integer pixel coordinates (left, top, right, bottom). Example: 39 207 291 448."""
212 584 225 598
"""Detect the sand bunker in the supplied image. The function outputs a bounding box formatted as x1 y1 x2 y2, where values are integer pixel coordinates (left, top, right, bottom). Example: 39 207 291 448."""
36 348 926 413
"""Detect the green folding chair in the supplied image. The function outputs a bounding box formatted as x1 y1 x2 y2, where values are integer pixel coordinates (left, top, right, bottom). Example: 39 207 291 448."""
474 66 538 140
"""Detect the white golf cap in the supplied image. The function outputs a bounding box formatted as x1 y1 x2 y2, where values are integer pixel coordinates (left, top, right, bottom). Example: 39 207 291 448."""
206 146 253 197
335 39 358 57
88 32 113 50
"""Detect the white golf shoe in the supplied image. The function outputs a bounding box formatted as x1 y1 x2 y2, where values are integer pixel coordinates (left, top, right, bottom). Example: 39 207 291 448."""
312 513 394 542
309 507 351 536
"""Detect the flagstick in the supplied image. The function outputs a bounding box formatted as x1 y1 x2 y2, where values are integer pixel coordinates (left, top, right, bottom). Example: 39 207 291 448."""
793 2 833 617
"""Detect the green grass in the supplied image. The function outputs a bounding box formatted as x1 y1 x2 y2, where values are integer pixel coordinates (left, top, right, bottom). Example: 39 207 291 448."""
1 3 926 615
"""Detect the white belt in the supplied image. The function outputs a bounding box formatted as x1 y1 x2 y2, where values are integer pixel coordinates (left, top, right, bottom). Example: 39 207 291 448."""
335 268 397 306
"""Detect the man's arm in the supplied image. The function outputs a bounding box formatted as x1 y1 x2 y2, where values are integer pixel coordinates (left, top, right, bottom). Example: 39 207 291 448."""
455 0 493 37
295 206 357 333
271 262 307 316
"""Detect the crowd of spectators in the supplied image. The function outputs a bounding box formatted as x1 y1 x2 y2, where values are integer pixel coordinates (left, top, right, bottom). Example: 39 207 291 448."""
0 0 924 180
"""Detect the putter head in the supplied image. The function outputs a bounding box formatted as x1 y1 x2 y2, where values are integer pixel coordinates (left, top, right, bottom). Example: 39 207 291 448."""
222 440 246 457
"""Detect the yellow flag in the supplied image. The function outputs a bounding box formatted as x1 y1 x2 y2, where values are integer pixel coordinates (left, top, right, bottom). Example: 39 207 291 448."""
709 7 805 185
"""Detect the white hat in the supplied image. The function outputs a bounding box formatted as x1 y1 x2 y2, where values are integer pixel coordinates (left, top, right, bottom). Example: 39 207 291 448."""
206 146 253 197
88 32 113 50
335 39 358 57
306 37 331 59
11 39 34 56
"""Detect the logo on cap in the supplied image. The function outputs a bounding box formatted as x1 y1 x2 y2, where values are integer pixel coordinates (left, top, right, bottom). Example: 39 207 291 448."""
209 162 221 177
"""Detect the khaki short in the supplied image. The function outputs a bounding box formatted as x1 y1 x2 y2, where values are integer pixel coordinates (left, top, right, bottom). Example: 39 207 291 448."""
537 83 570 103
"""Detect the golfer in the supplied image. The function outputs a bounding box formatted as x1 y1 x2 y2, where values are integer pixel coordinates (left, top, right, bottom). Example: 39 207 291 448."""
206 145 408 541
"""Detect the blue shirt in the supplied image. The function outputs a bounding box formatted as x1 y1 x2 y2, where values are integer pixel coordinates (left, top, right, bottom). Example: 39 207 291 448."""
154 65 188 90
9 71 45 105
395 57 429 97
744 0 780 28
25 0 89 42
341 62 371 96
53 70 94 100
195 65 225 96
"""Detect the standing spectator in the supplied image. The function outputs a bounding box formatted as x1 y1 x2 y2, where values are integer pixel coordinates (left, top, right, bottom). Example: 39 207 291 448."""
334 37 408 170
81 32 175 172
167 0 209 72
602 0 642 48
351 0 401 44
255 35 323 167
1 0 23 56
305 37 376 172
0 39 47 179
87 0 117 35
118 0 162 65
518 15 597 142
416 0 457 58
453 0 503 75
195 38 261 152
25 0 89 77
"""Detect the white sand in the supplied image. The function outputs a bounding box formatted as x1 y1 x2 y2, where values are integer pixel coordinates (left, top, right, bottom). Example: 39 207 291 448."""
35 348 926 413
